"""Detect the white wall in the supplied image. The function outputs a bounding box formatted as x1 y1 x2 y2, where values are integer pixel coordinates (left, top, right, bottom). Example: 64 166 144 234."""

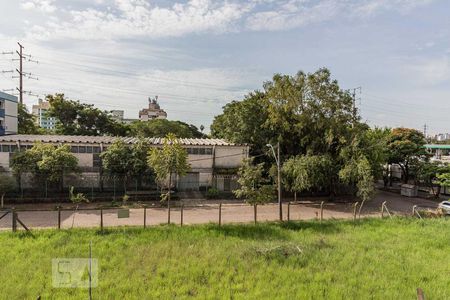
214 146 248 168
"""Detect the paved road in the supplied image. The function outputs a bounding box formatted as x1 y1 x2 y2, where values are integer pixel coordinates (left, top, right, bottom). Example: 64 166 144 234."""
0 190 440 231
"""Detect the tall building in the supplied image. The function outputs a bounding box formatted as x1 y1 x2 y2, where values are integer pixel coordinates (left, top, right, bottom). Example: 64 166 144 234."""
110 110 124 122
139 96 167 121
32 99 56 130
0 91 18 135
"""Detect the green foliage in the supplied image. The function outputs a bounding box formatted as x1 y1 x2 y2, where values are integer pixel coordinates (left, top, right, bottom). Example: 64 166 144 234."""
69 186 89 204
211 91 272 157
147 134 190 202
0 219 450 299
387 127 428 183
234 158 274 205
17 103 41 134
0 174 16 195
100 140 133 178
129 119 205 138
11 143 79 190
206 187 220 199
282 155 333 193
339 156 375 203
47 93 127 136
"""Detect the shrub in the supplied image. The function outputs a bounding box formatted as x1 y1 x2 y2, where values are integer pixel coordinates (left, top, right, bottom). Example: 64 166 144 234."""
206 187 220 199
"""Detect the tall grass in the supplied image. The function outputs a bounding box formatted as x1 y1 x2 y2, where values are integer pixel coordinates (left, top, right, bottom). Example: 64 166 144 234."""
0 218 449 299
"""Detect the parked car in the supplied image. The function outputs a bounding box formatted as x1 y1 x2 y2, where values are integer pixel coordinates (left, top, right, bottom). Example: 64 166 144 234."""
438 201 450 215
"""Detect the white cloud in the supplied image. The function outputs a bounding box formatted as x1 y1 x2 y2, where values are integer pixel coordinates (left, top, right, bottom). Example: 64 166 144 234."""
21 0 56 13
27 0 249 40
412 56 450 84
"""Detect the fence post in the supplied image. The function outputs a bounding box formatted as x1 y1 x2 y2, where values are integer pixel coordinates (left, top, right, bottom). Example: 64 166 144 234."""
11 207 17 232
100 209 103 231
381 201 385 218
287 202 290 222
168 202 171 225
353 202 359 221
417 288 424 300
143 207 147 228
320 201 324 222
254 204 257 224
58 206 61 230
412 205 417 217
181 204 184 226
219 202 222 226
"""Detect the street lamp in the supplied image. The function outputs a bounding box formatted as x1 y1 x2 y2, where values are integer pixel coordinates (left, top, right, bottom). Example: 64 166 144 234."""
266 142 282 221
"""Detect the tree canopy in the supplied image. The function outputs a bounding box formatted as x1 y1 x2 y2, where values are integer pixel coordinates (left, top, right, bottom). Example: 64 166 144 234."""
129 119 205 138
10 143 79 191
47 93 127 136
387 127 427 183
18 103 41 134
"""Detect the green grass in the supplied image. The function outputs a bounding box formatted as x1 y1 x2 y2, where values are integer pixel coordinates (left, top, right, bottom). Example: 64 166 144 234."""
1 218 449 299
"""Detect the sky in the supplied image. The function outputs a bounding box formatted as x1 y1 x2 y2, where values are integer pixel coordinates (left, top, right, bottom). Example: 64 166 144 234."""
0 0 449 135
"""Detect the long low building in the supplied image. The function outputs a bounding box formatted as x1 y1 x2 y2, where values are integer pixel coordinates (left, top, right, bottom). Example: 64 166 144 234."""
0 135 249 192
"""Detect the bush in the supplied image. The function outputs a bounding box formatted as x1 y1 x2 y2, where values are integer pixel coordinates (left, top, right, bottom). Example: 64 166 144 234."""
206 187 220 199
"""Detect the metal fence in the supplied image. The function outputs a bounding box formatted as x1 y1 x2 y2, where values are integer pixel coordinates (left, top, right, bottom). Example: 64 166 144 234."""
0 201 434 232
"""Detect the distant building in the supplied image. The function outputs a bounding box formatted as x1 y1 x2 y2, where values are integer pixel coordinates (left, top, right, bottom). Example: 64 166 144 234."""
0 91 18 135
110 110 138 124
139 96 167 121
435 133 450 142
110 110 124 122
32 99 56 130
0 135 248 191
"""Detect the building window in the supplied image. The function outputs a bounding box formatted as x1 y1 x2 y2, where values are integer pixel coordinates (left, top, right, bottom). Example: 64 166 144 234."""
93 146 101 153
78 146 86 153
71 146 79 153
205 148 212 155
86 146 93 153
1 145 10 152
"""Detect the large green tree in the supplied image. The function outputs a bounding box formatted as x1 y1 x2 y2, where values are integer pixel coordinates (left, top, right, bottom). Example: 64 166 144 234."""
147 134 190 223
17 104 40 134
234 158 274 205
211 91 273 157
129 119 205 138
47 93 127 136
282 154 333 200
11 143 79 191
387 127 427 183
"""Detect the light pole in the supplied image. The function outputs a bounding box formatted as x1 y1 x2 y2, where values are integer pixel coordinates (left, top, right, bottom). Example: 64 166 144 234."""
266 142 282 221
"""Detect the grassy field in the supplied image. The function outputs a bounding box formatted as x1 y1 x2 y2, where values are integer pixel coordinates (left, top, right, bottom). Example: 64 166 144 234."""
0 218 449 299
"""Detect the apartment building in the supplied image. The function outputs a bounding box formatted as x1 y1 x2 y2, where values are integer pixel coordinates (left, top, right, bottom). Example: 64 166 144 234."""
0 91 18 135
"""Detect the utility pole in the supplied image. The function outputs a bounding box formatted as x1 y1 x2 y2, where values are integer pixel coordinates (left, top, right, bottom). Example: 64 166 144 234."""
2 42 38 103
349 87 362 125
267 142 282 221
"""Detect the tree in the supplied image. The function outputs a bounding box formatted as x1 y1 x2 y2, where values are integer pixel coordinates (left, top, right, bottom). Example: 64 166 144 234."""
18 103 40 134
234 158 275 205
387 128 428 183
130 139 153 189
10 143 79 192
147 134 190 222
211 91 273 158
417 161 450 198
339 156 375 216
129 119 205 138
0 174 16 208
100 139 133 192
282 154 332 200
47 93 127 136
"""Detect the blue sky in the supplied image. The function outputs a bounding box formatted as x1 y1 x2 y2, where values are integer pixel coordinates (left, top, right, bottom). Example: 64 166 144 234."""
0 0 449 134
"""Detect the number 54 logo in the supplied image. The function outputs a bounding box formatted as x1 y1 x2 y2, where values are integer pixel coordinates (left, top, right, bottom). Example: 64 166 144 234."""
52 258 98 288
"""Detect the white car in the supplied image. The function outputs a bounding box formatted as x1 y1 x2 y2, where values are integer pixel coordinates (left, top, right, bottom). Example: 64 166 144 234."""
438 201 450 215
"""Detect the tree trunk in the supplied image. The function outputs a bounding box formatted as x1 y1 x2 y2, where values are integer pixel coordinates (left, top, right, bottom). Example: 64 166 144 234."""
167 172 172 224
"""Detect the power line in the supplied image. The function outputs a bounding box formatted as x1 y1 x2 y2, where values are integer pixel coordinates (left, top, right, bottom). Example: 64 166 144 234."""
2 42 39 103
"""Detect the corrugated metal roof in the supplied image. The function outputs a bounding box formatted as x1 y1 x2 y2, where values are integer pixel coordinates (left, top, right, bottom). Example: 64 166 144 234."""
0 134 243 146
425 144 450 150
